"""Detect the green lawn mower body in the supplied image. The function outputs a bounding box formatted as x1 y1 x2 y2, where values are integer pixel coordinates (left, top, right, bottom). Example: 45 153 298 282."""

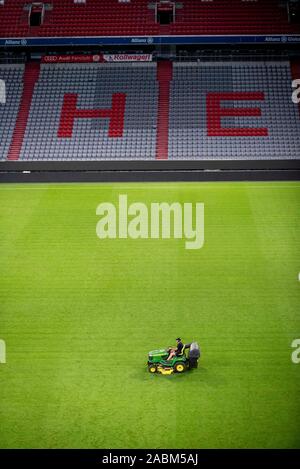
148 342 200 374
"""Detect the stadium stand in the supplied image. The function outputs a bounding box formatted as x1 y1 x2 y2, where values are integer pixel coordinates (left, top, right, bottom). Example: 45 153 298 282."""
0 64 24 161
0 0 159 38
18 62 158 161
168 61 300 159
170 0 300 35
1 59 299 161
7 62 40 160
0 0 298 38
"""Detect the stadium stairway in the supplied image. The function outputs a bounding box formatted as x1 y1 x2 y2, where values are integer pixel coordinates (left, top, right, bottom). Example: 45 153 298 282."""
7 62 40 161
156 60 173 160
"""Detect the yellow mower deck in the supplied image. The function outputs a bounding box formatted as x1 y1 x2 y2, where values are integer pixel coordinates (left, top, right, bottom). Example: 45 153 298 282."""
157 366 174 375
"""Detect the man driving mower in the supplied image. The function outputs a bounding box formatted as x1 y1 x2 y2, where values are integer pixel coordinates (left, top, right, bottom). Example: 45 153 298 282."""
167 338 184 361
148 339 200 374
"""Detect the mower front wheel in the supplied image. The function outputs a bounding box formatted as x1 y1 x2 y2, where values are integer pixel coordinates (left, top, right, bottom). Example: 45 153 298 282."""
148 364 157 373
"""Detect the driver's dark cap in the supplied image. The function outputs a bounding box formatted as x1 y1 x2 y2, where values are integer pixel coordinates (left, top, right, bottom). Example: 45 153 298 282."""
176 337 181 341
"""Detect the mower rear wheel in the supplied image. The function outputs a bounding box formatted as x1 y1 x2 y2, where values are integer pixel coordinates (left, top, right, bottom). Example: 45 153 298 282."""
148 364 157 373
174 362 186 373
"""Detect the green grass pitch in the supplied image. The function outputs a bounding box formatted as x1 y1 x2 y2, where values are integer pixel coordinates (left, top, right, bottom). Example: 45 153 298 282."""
0 181 299 449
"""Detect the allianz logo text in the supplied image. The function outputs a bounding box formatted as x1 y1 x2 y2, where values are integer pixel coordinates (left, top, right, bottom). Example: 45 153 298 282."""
96 195 204 250
0 79 6 104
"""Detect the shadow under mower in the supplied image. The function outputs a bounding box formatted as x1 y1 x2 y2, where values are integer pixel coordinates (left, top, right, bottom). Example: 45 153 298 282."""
148 342 200 375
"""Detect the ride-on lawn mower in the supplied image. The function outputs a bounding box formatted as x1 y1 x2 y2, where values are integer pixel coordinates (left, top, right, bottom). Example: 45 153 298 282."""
148 342 200 375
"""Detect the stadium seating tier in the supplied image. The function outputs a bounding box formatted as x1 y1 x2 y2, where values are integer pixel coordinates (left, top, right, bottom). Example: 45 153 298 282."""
0 0 299 38
1 60 299 161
